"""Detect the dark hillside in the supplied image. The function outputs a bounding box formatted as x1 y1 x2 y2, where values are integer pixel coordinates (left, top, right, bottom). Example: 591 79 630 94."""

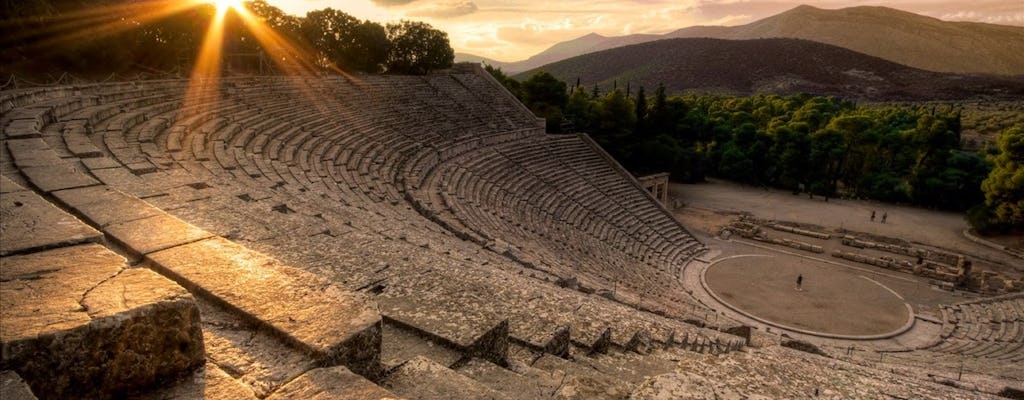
518 38 1024 101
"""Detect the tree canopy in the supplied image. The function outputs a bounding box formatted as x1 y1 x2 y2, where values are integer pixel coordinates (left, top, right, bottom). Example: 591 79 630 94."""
978 126 1024 230
488 70 1010 218
385 20 454 74
1 0 453 76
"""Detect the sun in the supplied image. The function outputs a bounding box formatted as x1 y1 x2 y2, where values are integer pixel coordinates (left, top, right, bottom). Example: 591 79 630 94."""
209 0 243 13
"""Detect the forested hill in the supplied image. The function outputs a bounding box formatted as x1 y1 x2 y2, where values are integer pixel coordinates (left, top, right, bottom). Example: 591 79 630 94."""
462 5 1024 76
667 5 1024 76
516 38 1024 101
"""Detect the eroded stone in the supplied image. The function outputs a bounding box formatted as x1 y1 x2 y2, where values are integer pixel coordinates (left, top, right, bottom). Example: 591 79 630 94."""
105 213 213 257
19 164 100 193
145 237 381 376
137 365 258 400
52 186 164 227
0 190 101 256
266 366 402 400
382 356 509 400
0 175 26 194
0 244 205 399
627 372 724 400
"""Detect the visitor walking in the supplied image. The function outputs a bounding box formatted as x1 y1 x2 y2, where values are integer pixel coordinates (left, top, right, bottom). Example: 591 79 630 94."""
870 210 876 222
796 274 803 291
881 211 888 223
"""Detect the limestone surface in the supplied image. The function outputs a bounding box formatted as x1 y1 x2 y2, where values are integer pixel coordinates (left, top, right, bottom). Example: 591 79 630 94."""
19 164 99 193
52 185 164 227
105 213 213 257
0 190 101 256
382 356 510 400
0 244 205 399
145 236 382 375
267 366 403 400
137 365 258 400
0 371 37 400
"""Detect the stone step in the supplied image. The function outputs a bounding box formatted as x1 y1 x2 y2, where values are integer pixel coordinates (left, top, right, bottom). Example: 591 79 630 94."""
572 346 677 385
454 358 562 400
382 356 511 400
193 297 317 398
0 182 102 256
381 321 462 370
524 353 635 399
267 366 403 400
0 244 204 399
144 236 382 377
136 365 257 400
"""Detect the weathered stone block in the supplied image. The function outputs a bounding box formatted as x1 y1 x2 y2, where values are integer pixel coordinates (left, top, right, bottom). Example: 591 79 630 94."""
267 366 401 400
0 190 102 256
0 244 205 399
20 164 100 193
145 237 382 376
105 213 213 258
52 186 164 227
137 365 257 400
0 175 26 194
383 356 509 400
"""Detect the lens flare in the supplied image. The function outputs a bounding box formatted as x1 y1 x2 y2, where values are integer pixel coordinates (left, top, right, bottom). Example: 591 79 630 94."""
210 0 243 13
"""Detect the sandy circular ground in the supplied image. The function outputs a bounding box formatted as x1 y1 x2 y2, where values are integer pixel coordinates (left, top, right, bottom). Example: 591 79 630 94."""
704 254 911 337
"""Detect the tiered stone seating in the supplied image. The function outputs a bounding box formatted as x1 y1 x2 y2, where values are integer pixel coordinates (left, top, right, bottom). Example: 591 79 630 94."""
930 294 1024 361
6 65 1016 398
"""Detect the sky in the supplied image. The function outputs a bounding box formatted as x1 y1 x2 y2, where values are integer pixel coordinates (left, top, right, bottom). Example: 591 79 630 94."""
263 0 1024 61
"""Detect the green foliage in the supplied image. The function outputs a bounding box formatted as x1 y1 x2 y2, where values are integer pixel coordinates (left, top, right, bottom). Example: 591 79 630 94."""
301 9 388 72
521 72 568 132
506 72 994 212
979 126 1024 229
385 20 454 74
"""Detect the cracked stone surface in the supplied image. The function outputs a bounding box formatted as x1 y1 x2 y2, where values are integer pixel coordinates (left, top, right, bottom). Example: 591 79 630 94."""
195 299 316 398
266 366 401 400
0 244 204 399
19 164 99 193
105 213 213 257
0 190 102 256
382 356 510 400
145 236 381 376
627 372 729 400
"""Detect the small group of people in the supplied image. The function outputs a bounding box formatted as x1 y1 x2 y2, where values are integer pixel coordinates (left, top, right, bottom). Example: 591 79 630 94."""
869 210 887 223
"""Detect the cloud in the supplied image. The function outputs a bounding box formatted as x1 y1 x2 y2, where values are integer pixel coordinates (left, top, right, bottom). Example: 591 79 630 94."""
408 1 479 18
370 0 419 7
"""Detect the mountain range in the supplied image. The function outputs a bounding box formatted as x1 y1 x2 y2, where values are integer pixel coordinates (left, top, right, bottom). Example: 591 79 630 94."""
510 38 1024 101
458 5 1024 76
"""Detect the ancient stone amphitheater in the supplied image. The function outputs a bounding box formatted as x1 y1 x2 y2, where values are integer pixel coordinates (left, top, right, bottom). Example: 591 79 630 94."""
1 65 1021 399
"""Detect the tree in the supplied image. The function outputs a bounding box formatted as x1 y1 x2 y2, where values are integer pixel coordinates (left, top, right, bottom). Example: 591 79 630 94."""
302 9 388 72
520 71 568 132
385 20 453 74
633 86 648 137
980 126 1024 227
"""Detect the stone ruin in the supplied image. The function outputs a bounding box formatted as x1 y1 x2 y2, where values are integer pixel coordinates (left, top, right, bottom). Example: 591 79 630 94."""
722 216 1022 295
1 65 1021 398
636 172 670 205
